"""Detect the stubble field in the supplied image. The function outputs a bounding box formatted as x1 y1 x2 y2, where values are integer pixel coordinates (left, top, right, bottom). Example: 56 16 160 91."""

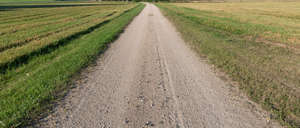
157 2 300 127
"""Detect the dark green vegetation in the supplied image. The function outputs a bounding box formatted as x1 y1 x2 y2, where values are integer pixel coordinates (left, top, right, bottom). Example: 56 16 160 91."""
0 0 54 2
0 2 144 127
157 3 300 128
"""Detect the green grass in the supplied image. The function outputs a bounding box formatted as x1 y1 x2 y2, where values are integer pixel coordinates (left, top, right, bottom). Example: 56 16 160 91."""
0 2 135 72
0 0 88 2
0 0 54 2
0 3 144 128
172 2 300 46
157 3 300 128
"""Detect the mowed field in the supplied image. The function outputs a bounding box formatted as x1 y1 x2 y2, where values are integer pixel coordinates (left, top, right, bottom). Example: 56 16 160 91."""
0 0 54 3
157 2 300 127
175 2 300 46
0 2 129 68
0 2 144 127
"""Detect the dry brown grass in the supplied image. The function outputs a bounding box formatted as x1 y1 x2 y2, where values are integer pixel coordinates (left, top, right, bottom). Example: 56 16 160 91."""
157 3 300 127
173 2 300 48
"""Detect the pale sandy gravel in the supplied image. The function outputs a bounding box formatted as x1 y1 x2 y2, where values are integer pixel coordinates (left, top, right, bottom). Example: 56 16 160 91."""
35 3 281 128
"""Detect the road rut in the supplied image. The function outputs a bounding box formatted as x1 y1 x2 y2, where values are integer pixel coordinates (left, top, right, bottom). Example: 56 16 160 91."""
38 3 281 128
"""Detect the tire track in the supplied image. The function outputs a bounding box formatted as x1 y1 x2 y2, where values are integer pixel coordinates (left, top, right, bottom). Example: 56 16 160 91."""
36 3 281 128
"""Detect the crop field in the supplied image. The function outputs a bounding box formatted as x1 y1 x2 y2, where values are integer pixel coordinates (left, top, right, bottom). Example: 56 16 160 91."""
157 2 300 127
0 0 54 3
0 2 144 127
0 2 132 71
175 2 300 47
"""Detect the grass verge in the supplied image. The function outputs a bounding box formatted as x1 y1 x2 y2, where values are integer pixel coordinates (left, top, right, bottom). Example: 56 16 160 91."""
0 3 144 128
156 3 300 128
0 3 134 73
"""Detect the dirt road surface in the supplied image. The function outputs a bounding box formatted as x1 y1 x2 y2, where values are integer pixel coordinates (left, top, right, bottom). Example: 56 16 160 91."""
37 3 281 128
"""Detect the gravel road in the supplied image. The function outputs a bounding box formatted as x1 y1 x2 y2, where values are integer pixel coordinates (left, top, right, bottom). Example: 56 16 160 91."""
37 3 281 128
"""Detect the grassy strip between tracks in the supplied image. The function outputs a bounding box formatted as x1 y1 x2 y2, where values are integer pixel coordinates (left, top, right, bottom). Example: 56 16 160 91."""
0 3 144 128
156 3 300 128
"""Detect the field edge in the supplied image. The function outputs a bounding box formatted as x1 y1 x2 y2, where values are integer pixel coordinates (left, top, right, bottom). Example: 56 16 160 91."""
0 3 145 128
156 3 300 128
